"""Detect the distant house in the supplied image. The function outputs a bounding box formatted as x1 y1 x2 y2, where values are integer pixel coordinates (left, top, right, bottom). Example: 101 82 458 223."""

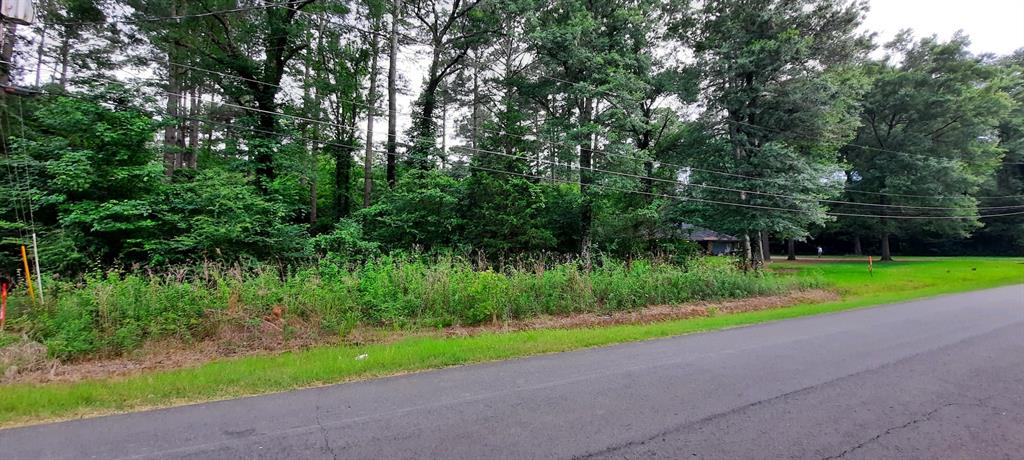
678 223 740 255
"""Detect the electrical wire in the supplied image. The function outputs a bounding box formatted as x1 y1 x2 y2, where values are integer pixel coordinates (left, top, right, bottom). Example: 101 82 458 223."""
12 48 1024 219
33 62 1024 217
32 3 1024 199
55 59 1024 209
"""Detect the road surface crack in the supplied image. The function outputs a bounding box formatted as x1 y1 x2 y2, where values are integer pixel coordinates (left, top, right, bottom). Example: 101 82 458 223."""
821 403 955 459
315 404 340 460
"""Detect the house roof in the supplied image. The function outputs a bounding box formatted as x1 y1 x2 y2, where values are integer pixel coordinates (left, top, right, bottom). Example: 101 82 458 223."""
678 223 740 242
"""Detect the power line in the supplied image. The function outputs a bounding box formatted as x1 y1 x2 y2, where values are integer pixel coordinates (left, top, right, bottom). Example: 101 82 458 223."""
94 58 1024 205
41 0 1024 175
720 117 1024 169
17 49 1024 216
93 87 1024 218
50 64 356 132
33 1 1024 201
446 147 1024 220
443 145 1024 215
50 1 303 27
37 62 1024 216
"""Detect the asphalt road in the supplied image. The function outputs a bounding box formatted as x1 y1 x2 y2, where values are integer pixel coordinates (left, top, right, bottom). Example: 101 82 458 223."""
3 285 1024 459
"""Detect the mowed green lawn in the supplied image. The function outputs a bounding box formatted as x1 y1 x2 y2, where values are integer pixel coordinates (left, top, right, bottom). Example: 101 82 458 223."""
1 257 1021 427
774 256 1024 307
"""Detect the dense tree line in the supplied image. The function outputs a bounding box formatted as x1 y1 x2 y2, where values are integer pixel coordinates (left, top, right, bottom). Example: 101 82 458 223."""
1 0 1022 276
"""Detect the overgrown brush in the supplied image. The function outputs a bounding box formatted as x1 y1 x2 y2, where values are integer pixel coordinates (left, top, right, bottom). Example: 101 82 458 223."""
3 256 818 360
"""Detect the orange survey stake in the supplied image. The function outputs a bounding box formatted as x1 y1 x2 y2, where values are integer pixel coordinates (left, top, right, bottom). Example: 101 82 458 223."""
0 276 9 329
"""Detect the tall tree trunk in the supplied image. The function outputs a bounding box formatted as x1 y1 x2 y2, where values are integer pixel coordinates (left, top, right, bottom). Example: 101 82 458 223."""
58 35 69 88
335 110 356 220
205 117 213 146
787 238 796 261
175 90 186 171
637 109 654 195
363 29 380 208
334 146 352 219
853 235 862 256
439 77 447 167
253 90 279 190
642 160 654 194
760 230 772 262
0 23 15 87
753 231 765 263
471 54 479 150
34 23 46 87
409 51 442 168
186 87 200 169
310 175 318 224
305 38 322 222
880 233 892 261
742 233 753 269
385 0 402 188
163 58 181 177
579 98 595 252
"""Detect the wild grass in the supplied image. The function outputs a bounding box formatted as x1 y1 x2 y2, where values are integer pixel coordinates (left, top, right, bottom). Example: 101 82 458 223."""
5 256 810 360
0 257 1019 427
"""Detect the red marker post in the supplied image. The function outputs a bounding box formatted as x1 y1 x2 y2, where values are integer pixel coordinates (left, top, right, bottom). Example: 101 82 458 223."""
0 277 9 330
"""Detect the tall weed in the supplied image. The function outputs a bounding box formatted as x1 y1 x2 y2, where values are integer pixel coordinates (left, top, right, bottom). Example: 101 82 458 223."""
9 256 814 360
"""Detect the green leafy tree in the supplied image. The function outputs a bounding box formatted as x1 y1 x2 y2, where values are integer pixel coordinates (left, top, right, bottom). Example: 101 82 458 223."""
527 0 664 252
405 0 495 167
837 34 1014 260
357 169 464 250
975 50 1024 253
154 0 328 188
3 95 163 267
146 169 308 264
674 0 871 265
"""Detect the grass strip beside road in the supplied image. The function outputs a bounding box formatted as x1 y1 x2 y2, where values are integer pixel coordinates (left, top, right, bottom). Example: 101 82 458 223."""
1 257 1021 427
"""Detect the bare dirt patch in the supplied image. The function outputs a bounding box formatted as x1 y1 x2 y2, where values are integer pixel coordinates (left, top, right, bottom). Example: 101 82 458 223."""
4 315 338 385
1 289 837 385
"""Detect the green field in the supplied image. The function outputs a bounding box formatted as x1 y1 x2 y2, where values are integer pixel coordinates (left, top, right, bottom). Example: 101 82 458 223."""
0 257 1021 427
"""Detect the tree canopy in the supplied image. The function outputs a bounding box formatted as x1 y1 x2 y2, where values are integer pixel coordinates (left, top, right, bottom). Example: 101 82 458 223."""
1 0 1022 276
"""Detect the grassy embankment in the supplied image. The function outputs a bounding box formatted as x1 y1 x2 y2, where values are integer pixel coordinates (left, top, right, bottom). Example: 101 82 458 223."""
0 256 1021 426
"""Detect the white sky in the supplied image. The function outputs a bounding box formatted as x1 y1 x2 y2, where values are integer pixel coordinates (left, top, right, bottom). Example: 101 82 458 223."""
862 0 1024 56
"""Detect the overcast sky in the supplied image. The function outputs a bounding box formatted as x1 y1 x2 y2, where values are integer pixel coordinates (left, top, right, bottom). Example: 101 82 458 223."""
862 0 1024 56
